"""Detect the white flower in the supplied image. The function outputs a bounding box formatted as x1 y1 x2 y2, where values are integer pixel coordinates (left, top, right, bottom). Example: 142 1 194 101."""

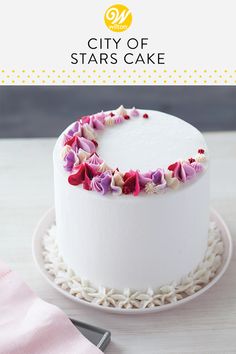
98 162 112 173
115 105 127 117
70 279 96 302
164 172 180 189
61 145 71 159
54 268 78 290
82 123 96 140
77 149 91 163
154 284 178 305
195 153 207 163
135 288 163 308
145 182 161 194
104 116 115 126
112 288 141 309
44 260 66 276
89 287 116 307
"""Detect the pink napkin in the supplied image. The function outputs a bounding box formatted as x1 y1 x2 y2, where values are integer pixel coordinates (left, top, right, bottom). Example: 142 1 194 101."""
0 260 102 354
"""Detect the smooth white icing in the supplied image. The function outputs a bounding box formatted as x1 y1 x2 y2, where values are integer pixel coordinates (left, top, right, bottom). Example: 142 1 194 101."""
97 110 207 172
53 109 209 291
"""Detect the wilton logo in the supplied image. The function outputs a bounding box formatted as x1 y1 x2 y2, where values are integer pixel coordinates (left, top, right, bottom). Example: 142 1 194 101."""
104 4 132 32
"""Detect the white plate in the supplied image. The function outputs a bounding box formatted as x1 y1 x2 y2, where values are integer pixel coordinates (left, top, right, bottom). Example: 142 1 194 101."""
32 208 232 315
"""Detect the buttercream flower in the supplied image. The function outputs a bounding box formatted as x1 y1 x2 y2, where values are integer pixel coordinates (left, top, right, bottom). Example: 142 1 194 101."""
115 105 127 117
95 111 106 121
80 116 90 124
86 153 104 170
91 171 112 195
164 171 180 189
98 162 112 173
65 136 96 155
110 170 124 195
151 168 166 189
63 135 78 149
64 150 77 172
138 171 152 188
82 123 96 140
182 162 196 180
195 153 206 163
145 182 160 194
191 161 204 173
105 116 115 126
77 148 91 163
77 136 96 154
67 121 83 138
68 163 97 190
112 288 141 309
61 144 71 159
90 113 105 130
113 170 124 187
89 286 116 307
94 118 105 130
114 115 124 124
130 107 139 117
111 176 122 195
122 170 140 196
63 123 83 145
168 161 196 182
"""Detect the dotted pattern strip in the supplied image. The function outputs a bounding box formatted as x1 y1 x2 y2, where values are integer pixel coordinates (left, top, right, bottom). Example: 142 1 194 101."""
0 69 236 85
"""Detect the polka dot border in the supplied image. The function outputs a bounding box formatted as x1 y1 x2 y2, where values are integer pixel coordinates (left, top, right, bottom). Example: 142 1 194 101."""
0 69 236 85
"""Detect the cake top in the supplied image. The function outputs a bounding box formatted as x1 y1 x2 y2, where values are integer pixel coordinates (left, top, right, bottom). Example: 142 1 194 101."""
97 108 206 172
56 105 207 196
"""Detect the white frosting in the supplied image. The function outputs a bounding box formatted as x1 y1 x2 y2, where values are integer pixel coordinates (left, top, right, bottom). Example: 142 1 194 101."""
97 110 207 172
42 221 223 309
53 109 209 291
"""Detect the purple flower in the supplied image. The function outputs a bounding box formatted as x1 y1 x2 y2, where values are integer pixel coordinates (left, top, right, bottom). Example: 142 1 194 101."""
91 171 112 195
90 112 105 130
151 168 166 189
182 162 196 180
77 137 96 154
86 153 104 170
138 171 152 188
130 107 140 117
191 161 204 173
67 121 82 137
172 162 196 182
64 150 76 172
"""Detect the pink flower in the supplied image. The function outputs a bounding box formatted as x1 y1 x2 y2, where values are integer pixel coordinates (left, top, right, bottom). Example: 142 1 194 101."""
91 171 112 195
86 153 104 170
151 168 166 189
168 161 196 182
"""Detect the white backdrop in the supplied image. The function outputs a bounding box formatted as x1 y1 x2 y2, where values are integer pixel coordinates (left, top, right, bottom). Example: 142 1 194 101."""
0 0 235 84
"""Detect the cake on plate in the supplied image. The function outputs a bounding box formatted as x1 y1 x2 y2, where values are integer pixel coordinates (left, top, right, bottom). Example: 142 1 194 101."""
47 106 223 308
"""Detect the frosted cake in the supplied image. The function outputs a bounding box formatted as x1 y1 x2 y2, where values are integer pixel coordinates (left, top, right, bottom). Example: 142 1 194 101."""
46 106 223 309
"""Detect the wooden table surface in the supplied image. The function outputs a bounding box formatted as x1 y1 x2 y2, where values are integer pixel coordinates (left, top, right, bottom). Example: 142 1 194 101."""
0 132 236 354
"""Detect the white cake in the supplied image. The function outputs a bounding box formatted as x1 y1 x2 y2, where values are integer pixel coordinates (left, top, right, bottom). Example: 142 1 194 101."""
53 106 209 294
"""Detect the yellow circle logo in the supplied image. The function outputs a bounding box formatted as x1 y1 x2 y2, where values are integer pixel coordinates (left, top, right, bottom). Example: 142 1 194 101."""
104 4 132 32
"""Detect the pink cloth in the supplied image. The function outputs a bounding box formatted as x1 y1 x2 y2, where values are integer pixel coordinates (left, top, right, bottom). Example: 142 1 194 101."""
0 260 101 354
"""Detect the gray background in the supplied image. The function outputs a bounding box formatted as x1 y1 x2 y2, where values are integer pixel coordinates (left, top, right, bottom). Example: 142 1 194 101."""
0 86 236 138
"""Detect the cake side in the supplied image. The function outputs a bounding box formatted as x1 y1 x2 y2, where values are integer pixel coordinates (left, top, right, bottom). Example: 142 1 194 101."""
53 107 209 291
